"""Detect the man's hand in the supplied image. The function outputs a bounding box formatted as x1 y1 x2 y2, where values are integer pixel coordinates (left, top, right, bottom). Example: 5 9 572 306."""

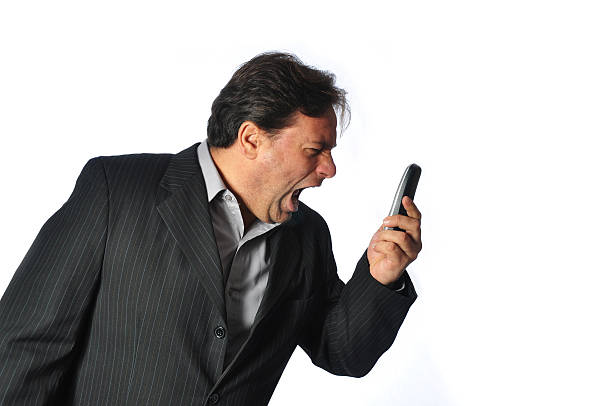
367 196 422 286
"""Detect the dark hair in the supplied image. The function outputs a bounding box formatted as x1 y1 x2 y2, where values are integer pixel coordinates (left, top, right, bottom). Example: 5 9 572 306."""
207 51 350 148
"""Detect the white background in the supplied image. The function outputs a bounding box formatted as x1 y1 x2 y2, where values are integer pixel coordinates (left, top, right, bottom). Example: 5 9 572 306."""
1 1 611 405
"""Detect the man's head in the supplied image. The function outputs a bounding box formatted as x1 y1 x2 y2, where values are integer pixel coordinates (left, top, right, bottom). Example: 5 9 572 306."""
207 52 349 225
207 52 349 148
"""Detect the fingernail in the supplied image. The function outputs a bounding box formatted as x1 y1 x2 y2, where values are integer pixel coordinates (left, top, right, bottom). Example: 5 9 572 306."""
383 218 391 225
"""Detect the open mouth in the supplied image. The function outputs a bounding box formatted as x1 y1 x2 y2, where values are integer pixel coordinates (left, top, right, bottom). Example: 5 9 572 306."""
289 188 303 212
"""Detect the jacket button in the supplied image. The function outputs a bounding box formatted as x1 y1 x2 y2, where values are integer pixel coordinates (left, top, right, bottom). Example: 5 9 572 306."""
209 393 220 404
214 326 226 339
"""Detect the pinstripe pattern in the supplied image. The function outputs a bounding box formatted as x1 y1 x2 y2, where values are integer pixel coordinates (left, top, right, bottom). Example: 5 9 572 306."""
0 143 417 405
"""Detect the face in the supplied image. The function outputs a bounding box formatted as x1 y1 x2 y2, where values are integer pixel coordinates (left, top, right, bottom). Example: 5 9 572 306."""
248 108 338 224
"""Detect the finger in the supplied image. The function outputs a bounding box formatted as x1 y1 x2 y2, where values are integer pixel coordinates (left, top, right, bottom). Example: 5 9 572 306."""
383 214 420 231
376 229 418 256
372 241 416 269
382 216 421 244
372 241 410 262
370 229 385 245
372 240 394 253
402 196 422 220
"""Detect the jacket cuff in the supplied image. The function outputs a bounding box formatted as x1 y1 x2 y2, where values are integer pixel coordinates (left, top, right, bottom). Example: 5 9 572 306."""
356 250 417 300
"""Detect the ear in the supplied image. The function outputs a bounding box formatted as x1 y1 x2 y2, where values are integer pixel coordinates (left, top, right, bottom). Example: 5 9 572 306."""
236 121 263 159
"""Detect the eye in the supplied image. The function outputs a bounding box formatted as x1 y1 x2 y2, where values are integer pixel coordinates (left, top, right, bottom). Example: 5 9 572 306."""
308 148 322 155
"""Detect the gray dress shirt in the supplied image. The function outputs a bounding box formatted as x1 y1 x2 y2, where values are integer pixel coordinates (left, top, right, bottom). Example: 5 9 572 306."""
197 141 280 362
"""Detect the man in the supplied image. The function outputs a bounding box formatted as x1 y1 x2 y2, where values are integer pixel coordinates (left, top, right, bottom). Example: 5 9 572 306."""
0 52 422 405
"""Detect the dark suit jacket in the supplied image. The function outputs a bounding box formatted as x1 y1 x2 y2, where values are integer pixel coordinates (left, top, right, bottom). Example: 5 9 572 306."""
0 143 417 405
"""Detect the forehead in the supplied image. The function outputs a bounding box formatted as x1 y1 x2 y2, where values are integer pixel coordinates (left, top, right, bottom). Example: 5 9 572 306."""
281 110 337 147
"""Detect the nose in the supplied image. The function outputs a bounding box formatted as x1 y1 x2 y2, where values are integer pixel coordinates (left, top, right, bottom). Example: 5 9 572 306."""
317 152 336 179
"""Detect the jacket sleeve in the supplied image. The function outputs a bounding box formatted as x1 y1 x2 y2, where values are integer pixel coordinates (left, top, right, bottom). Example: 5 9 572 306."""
0 157 108 405
298 221 417 378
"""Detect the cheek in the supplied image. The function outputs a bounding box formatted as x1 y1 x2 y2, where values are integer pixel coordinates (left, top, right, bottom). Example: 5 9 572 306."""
264 152 290 177
262 151 311 191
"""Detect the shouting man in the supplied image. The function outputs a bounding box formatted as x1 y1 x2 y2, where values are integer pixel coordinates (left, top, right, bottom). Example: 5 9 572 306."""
0 52 422 405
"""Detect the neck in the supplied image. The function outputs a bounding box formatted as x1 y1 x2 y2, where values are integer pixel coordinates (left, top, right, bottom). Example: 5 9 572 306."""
209 145 257 230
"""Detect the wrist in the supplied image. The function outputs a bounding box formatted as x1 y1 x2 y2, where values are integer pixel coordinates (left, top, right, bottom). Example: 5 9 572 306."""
386 276 405 291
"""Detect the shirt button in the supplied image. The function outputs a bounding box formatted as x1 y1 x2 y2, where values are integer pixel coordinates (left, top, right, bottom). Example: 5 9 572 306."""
224 194 233 202
209 393 220 404
214 326 226 339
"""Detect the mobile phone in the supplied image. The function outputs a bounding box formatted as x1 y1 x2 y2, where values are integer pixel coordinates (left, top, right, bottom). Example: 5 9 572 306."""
384 164 421 231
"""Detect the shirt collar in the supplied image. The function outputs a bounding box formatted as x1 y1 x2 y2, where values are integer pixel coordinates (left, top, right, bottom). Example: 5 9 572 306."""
197 140 229 203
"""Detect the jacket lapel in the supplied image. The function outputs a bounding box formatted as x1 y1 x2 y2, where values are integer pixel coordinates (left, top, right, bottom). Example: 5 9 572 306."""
253 214 304 327
156 143 226 319
217 223 303 375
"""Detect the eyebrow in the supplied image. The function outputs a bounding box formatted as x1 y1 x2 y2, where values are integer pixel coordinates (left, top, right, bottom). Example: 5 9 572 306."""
311 141 337 150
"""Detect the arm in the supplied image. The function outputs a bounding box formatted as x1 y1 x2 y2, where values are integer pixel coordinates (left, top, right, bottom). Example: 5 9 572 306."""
0 158 108 405
299 249 417 378
299 197 422 377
